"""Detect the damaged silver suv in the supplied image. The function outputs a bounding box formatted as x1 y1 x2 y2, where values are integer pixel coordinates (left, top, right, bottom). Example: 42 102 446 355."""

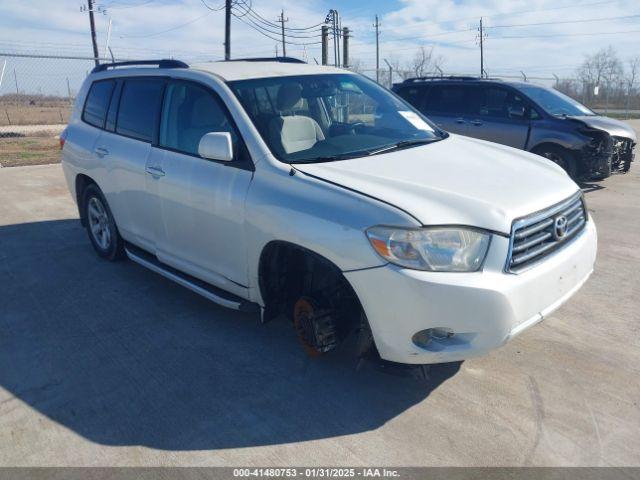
394 77 636 180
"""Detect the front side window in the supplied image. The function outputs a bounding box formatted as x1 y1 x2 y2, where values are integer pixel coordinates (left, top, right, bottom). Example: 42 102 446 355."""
473 86 529 120
116 78 165 142
83 80 115 128
229 74 444 163
518 84 594 117
159 81 239 157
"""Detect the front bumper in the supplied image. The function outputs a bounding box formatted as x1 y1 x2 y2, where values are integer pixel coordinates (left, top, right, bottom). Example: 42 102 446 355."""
344 219 597 364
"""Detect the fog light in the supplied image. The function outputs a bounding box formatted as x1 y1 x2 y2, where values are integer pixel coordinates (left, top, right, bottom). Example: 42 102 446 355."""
412 328 455 348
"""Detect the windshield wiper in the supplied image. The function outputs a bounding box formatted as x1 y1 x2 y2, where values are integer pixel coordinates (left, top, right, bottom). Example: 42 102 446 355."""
290 152 366 164
365 138 438 156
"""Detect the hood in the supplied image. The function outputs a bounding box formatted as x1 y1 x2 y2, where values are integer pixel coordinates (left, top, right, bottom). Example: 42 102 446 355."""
568 115 637 142
294 135 580 234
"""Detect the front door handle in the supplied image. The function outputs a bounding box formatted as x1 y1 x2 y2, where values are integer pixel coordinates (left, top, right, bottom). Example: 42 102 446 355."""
94 146 109 158
455 117 466 124
145 166 165 177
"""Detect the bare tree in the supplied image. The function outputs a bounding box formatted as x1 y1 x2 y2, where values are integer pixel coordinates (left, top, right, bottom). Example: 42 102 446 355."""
625 56 640 115
348 57 365 74
410 46 445 78
576 46 623 107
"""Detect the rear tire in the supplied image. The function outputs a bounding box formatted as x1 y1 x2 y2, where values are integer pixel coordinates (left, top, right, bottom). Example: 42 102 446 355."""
82 184 125 261
534 145 578 179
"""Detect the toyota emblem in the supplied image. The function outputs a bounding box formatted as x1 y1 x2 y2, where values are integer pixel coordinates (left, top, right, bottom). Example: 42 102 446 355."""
553 214 569 240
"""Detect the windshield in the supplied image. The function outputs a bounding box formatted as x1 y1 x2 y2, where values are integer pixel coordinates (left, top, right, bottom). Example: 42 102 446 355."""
518 84 595 117
228 73 445 163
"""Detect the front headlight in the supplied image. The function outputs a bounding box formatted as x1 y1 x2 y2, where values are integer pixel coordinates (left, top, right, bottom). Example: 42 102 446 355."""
366 226 491 272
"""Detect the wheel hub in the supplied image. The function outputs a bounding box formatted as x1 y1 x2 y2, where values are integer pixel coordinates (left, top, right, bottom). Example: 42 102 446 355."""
293 297 338 357
88 197 112 250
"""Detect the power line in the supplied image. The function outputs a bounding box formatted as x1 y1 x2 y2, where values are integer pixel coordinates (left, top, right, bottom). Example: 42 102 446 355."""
488 13 640 29
382 27 476 45
490 28 640 39
231 2 322 32
100 0 156 10
199 0 227 11
374 0 618 33
234 2 324 31
119 10 213 38
230 8 321 39
232 14 322 45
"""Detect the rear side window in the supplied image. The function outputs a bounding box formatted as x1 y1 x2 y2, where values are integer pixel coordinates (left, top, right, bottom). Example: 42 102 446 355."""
82 80 115 128
116 78 165 142
424 85 471 115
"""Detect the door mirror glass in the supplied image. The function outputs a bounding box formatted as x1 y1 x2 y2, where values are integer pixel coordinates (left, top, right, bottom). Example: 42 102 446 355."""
198 132 233 162
508 105 526 119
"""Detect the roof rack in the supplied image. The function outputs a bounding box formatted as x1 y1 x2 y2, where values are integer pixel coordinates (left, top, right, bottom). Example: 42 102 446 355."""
402 75 498 83
91 59 189 73
223 56 306 64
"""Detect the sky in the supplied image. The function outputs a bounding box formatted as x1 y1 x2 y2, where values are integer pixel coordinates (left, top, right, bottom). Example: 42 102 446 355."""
0 0 639 95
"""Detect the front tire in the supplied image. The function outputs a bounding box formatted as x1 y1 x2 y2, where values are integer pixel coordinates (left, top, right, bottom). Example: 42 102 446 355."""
535 145 578 179
82 184 125 261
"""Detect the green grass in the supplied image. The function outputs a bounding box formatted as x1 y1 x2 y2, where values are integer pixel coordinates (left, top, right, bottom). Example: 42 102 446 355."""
0 136 61 167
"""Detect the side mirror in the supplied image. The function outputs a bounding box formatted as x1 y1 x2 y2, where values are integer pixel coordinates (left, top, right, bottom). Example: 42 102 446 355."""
198 132 233 162
508 105 526 119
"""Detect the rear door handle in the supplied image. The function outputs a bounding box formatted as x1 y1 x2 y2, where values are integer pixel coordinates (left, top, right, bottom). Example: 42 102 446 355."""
94 147 109 157
145 166 165 177
470 119 483 126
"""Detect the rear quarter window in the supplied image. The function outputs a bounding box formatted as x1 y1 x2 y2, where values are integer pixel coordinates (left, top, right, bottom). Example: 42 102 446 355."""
82 80 115 128
395 86 425 107
116 77 165 142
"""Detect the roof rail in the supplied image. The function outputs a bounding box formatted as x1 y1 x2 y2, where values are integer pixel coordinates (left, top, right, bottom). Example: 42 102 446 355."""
223 56 306 64
91 59 189 73
402 75 491 83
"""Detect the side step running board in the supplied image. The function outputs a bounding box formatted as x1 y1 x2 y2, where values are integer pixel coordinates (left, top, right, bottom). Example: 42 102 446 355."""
124 245 260 314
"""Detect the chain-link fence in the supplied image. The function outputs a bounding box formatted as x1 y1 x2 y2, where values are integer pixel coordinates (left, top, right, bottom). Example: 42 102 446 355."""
0 53 101 139
2 52 639 140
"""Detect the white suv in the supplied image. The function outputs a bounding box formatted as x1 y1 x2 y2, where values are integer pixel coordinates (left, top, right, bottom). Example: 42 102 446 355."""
61 58 597 365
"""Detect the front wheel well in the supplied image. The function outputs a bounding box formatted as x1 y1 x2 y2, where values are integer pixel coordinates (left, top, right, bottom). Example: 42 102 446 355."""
258 241 369 352
530 143 580 177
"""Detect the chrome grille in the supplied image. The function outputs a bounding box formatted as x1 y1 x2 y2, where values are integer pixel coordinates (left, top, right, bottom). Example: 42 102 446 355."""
506 192 587 273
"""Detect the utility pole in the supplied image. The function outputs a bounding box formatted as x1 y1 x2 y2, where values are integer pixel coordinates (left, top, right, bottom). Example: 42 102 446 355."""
478 17 485 78
384 58 393 88
321 25 329 65
0 60 6 92
336 11 341 67
103 17 112 62
87 0 100 66
342 27 350 69
374 15 380 83
224 0 231 60
278 10 289 57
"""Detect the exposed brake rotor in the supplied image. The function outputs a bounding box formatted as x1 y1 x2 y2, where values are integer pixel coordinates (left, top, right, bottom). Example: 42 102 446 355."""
293 297 338 357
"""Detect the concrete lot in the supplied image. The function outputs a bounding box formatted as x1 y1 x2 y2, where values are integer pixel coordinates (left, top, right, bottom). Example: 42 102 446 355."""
1 132 639 466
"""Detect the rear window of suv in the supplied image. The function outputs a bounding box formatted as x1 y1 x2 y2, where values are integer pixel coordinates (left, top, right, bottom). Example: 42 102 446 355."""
82 80 115 128
116 78 165 142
